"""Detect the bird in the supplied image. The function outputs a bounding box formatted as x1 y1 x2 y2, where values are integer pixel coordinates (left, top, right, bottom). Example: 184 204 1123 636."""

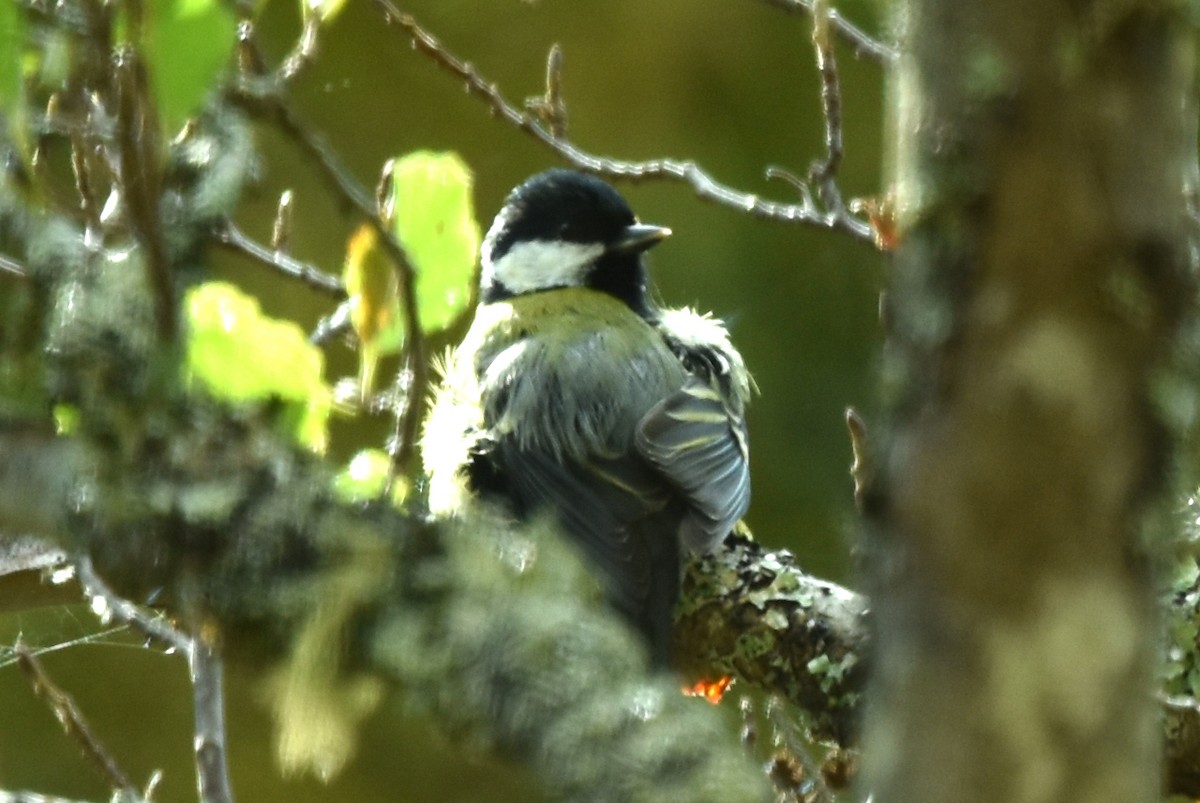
422 168 752 667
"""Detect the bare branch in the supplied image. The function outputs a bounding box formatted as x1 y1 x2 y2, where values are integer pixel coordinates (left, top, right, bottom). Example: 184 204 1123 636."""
370 0 877 245
74 558 235 803
14 642 141 798
189 639 235 803
755 0 898 65
213 220 346 298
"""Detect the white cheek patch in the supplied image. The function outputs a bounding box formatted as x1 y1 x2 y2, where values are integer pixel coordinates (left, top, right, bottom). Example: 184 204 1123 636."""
482 239 605 294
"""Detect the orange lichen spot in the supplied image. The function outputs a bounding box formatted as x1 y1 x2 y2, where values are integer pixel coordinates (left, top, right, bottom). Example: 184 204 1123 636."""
682 675 735 705
851 191 899 251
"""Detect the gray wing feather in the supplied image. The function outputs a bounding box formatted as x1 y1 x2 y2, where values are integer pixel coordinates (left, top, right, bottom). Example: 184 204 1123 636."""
493 441 677 618
635 375 751 555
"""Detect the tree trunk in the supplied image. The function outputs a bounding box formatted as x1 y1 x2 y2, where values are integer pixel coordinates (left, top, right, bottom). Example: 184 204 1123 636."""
864 2 1196 801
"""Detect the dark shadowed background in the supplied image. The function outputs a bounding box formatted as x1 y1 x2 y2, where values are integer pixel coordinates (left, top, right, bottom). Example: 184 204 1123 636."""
0 0 886 799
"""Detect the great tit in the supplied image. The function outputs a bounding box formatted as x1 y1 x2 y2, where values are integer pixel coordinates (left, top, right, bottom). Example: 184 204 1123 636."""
422 169 752 666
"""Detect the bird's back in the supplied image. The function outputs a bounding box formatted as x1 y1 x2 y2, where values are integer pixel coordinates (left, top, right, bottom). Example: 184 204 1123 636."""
426 288 690 662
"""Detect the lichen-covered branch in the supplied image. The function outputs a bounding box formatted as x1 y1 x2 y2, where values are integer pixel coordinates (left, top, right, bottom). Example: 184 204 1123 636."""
676 534 868 746
11 417 1200 795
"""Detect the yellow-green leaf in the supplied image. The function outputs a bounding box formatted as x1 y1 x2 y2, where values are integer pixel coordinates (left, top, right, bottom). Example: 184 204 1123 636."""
53 404 80 436
342 224 397 397
184 281 330 452
388 151 480 335
332 449 408 507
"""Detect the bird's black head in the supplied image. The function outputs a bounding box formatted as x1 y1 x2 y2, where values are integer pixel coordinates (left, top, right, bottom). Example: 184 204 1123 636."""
480 169 670 318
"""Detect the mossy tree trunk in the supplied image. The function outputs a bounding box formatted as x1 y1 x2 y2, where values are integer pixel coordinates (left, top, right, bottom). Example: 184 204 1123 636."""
864 2 1197 801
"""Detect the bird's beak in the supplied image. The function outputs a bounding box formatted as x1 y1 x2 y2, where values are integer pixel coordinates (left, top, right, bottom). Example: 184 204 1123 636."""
609 223 672 255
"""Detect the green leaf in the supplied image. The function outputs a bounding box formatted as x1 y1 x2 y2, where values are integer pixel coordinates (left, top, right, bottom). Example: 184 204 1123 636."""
0 2 22 118
184 282 330 452
143 0 236 133
303 0 350 22
388 151 480 335
53 404 80 436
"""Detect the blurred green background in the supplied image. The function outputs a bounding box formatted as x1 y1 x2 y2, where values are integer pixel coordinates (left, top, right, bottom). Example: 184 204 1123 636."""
0 0 887 799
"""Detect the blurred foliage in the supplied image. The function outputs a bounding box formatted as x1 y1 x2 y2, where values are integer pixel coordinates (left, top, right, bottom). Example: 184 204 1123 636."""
331 448 408 506
185 281 332 452
0 2 20 119
0 0 888 800
143 0 236 132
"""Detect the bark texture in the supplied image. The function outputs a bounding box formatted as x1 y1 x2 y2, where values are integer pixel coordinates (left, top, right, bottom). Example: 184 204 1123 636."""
864 2 1197 801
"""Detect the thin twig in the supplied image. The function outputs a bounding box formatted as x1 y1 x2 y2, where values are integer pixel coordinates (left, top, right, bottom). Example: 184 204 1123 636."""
271 190 294 252
69 131 102 243
234 19 269 77
806 0 851 229
370 0 875 244
387 351 419 473
225 78 428 466
0 252 29 279
845 407 870 511
14 641 140 798
309 305 352 346
74 557 235 803
277 12 321 84
524 43 568 139
113 44 175 342
755 0 898 65
213 220 346 298
738 696 758 750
